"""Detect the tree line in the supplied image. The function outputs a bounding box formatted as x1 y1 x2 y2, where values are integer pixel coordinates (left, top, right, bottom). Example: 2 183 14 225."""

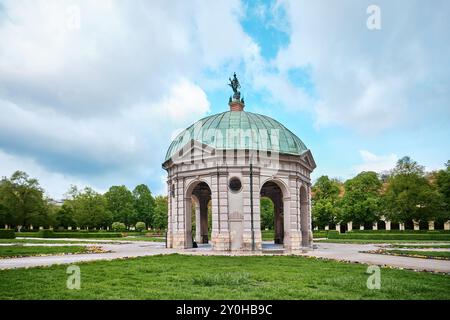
0 171 168 231
312 157 450 229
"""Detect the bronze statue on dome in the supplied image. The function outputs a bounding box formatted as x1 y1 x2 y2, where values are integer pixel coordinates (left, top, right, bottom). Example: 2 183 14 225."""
228 72 241 101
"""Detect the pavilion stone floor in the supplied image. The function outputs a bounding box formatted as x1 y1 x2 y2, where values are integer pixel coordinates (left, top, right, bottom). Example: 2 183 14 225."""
0 238 449 274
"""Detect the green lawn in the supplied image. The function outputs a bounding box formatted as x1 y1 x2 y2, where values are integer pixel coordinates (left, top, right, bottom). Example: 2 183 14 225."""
315 239 450 244
0 254 449 299
389 244 450 249
121 236 165 242
0 239 115 244
0 245 88 258
3 237 164 244
382 249 450 260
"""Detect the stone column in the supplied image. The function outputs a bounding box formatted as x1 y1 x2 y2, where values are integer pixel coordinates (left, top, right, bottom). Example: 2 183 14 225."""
167 179 174 248
372 222 378 230
347 221 353 232
399 222 405 230
274 194 284 244
200 197 209 243
444 221 450 231
335 224 340 233
211 169 232 251
30 225 33 230
428 221 435 231
360 225 364 230
413 220 420 230
325 225 329 230
314 226 318 231
385 220 391 231
194 201 201 243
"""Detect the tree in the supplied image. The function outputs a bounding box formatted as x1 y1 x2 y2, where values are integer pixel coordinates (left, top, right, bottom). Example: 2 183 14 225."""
132 184 155 228
433 160 450 221
311 176 342 228
153 195 168 230
104 185 136 226
340 171 382 225
135 221 146 232
383 157 441 223
391 156 425 175
260 197 274 230
55 203 76 229
111 222 126 232
70 187 112 229
0 171 48 229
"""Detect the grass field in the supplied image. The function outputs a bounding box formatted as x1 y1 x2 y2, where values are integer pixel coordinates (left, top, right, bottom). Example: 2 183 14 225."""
0 239 115 244
0 254 449 300
0 236 165 244
315 239 450 244
389 244 450 249
0 245 88 258
381 249 450 260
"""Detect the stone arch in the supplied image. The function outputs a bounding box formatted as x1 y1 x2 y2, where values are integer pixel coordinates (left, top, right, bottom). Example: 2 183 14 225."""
260 177 290 199
184 179 212 248
260 178 290 247
300 184 311 247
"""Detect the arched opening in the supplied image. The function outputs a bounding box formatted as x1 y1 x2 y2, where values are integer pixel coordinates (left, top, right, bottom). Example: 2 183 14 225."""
405 219 414 230
391 222 400 230
260 181 284 245
300 185 310 247
363 221 373 230
377 220 386 230
185 181 212 248
419 220 428 230
434 219 444 230
260 196 275 242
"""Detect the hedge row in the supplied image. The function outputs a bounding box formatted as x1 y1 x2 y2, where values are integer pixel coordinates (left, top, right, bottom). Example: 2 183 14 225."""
313 231 329 238
327 230 450 240
349 230 450 234
0 229 16 239
36 230 123 238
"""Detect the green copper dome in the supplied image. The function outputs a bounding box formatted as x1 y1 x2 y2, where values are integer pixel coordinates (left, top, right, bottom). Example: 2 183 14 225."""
164 110 308 162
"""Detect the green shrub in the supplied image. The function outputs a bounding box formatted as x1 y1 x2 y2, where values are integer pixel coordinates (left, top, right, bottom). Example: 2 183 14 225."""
327 230 340 239
37 229 55 238
135 222 146 232
313 231 329 238
349 230 450 234
327 231 450 241
111 222 126 232
36 230 122 239
0 229 16 239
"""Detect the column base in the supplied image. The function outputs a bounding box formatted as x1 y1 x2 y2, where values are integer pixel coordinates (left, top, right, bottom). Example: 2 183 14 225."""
171 231 191 249
285 230 302 251
241 230 262 251
211 231 231 251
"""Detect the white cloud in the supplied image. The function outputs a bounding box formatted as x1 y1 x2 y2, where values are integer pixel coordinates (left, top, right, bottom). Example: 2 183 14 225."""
0 149 89 199
0 1 247 197
274 0 450 133
355 150 398 173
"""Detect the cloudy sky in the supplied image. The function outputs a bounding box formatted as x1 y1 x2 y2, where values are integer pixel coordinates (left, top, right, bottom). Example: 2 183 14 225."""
0 0 449 199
